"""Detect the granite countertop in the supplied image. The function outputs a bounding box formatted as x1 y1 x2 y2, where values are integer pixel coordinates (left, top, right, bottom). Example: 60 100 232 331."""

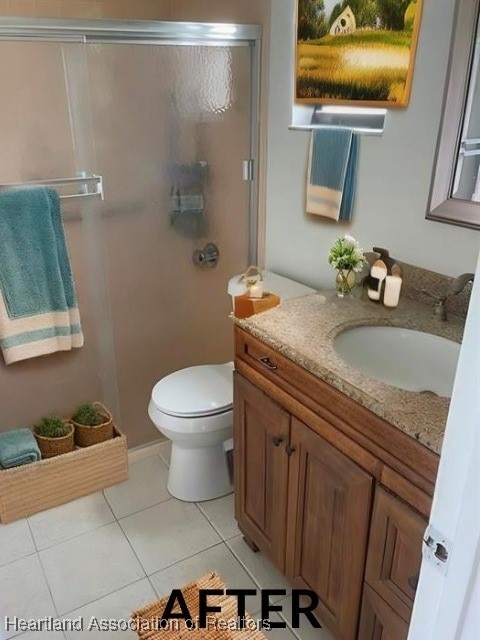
235 291 465 455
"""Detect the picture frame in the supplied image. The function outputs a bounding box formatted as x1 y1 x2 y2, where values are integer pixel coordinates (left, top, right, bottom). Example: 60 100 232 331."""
295 0 424 108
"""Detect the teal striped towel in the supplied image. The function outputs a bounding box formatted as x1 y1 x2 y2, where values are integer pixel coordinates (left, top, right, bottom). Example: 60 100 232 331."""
306 129 359 221
0 187 84 365
0 428 41 468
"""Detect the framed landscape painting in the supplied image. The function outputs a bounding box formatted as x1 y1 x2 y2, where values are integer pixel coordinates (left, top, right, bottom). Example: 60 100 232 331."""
295 0 424 107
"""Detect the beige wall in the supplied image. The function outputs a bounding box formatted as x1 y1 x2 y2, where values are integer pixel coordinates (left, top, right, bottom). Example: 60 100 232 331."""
0 1 271 448
0 1 171 20
1 0 267 22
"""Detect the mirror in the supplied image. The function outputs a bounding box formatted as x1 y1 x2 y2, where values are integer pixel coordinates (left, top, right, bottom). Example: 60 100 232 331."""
427 0 480 229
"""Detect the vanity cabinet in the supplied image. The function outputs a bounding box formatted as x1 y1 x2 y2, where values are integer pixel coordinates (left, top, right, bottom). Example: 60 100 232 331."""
235 374 373 638
286 418 373 640
234 373 290 570
358 585 409 640
364 488 425 623
234 327 438 640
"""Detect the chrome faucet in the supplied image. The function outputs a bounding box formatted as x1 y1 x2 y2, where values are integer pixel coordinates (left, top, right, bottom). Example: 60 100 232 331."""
422 273 474 321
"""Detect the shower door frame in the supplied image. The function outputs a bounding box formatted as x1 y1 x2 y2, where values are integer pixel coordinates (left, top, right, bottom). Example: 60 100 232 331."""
0 16 262 264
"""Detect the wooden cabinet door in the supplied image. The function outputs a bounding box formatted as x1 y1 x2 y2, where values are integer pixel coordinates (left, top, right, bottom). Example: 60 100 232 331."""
358 584 409 640
234 372 290 570
365 487 426 622
286 418 373 640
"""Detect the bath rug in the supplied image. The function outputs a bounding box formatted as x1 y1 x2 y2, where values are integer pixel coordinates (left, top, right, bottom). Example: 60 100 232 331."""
131 572 268 640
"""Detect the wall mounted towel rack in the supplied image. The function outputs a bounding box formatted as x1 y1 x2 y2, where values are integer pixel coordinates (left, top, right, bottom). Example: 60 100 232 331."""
0 174 104 201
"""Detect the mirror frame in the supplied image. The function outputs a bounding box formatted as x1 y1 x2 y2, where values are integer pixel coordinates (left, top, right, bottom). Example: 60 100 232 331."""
427 0 480 229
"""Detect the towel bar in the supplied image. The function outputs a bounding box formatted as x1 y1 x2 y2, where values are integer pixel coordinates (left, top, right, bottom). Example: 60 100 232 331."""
0 174 104 201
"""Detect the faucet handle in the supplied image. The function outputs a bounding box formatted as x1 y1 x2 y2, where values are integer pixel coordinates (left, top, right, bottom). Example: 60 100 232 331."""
446 273 474 296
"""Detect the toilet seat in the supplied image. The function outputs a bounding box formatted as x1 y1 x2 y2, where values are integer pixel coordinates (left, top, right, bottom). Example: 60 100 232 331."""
150 362 234 418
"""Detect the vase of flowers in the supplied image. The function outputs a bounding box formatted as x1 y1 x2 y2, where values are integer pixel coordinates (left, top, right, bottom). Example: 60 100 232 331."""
328 235 366 297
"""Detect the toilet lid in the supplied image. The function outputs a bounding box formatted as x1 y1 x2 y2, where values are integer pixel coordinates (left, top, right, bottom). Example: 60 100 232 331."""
151 362 234 418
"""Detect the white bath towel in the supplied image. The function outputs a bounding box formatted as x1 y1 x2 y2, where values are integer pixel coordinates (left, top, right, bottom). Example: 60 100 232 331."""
0 288 83 365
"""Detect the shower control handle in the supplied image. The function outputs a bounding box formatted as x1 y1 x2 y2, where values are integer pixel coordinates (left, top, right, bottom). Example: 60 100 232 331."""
193 243 220 268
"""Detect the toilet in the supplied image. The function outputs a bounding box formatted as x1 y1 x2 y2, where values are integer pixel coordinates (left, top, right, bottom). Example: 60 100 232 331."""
148 362 234 502
148 272 316 503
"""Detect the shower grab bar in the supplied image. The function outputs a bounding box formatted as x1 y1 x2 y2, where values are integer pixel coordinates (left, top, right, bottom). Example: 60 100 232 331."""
0 174 104 201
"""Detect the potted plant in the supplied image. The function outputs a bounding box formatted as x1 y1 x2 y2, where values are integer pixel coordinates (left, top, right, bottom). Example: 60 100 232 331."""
33 415 74 459
328 234 366 297
72 402 114 448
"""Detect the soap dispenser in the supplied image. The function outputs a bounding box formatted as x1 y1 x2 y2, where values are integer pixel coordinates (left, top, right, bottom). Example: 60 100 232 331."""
383 264 402 308
367 260 387 301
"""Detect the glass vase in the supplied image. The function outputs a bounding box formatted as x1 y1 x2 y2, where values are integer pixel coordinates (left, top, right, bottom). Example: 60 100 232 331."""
335 269 356 297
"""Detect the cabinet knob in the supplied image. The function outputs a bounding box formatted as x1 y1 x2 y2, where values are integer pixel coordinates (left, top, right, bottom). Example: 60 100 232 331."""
259 356 278 371
285 445 296 456
408 575 419 591
272 436 283 447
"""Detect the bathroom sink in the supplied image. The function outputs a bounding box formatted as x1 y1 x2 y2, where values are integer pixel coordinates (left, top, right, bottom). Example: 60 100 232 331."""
333 326 460 398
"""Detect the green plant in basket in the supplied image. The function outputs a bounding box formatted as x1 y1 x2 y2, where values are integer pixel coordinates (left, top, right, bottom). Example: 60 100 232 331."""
34 415 72 438
72 402 113 448
72 403 104 427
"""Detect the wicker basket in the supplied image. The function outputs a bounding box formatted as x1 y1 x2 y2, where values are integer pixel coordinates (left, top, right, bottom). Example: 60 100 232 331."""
34 423 74 459
0 426 128 524
73 402 114 448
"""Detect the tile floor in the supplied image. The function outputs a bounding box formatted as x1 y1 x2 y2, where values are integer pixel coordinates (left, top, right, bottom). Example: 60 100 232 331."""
0 443 332 640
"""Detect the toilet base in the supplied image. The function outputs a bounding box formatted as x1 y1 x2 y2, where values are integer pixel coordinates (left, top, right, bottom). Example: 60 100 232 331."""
167 442 233 502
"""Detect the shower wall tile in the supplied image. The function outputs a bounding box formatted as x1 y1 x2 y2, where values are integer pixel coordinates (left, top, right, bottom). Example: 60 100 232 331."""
7 0 35 16
125 0 170 20
6 0 171 19
170 0 268 24
35 0 60 17
94 0 127 20
5 0 267 22
59 1 101 19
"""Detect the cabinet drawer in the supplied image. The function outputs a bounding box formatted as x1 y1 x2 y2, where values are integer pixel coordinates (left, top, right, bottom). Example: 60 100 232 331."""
365 488 426 622
358 584 409 640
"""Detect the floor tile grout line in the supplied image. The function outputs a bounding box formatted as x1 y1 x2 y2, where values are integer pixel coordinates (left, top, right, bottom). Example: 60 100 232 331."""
113 516 149 581
32 517 119 554
145 539 228 582
194 496 238 540
104 454 172 521
0 548 38 570
222 540 265 592
27 518 64 635
193 500 231 543
146 574 160 599
114 495 173 523
59 575 150 618
32 520 147 619
101 488 118 521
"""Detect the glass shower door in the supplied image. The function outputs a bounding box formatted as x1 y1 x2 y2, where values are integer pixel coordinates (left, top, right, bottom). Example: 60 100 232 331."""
85 42 253 446
0 41 111 429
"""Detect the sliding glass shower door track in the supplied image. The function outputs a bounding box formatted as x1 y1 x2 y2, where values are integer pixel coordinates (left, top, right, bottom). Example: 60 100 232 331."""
0 16 261 45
